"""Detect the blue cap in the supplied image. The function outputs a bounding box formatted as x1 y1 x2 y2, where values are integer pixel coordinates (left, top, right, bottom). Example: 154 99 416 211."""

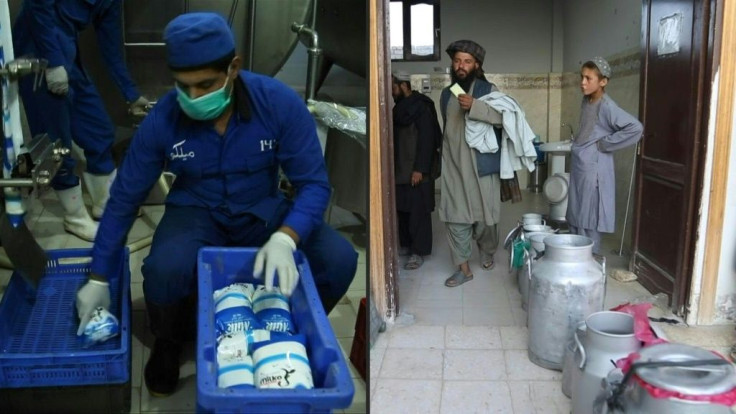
164 12 235 70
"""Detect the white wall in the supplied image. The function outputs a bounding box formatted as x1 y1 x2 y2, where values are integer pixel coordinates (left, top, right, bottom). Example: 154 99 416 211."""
561 0 642 72
393 0 559 75
716 92 736 323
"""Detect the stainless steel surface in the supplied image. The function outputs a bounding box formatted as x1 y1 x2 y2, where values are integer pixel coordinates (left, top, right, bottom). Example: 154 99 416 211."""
0 57 47 91
620 382 734 414
324 127 366 219
2 134 67 195
527 235 606 370
636 343 736 395
571 311 641 414
519 231 550 312
0 178 34 187
518 250 532 312
78 0 315 126
311 0 366 81
523 224 554 233
291 22 322 102
618 344 736 414
561 322 586 398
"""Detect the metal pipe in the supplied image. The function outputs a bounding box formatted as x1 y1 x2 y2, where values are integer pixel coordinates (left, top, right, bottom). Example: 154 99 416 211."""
290 22 322 102
561 122 574 141
615 143 639 256
123 42 166 47
0 178 34 187
247 0 257 71
310 0 317 29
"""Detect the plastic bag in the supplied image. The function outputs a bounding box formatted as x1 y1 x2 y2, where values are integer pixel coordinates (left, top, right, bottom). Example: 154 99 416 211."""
81 307 120 348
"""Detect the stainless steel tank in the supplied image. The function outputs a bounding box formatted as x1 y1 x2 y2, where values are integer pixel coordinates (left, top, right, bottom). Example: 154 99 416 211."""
527 234 606 370
73 0 365 126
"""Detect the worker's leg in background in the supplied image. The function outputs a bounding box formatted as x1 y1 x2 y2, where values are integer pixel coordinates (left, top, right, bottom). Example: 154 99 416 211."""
68 62 118 218
18 65 99 240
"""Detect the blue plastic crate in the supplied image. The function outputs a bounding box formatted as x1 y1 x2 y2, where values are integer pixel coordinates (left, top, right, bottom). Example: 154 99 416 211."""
197 247 355 414
0 248 131 388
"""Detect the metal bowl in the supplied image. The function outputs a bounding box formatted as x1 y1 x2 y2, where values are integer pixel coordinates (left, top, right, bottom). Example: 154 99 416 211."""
523 224 555 233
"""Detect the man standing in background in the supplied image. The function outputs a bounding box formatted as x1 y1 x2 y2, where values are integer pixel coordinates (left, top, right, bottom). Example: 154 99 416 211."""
391 70 441 270
439 40 504 287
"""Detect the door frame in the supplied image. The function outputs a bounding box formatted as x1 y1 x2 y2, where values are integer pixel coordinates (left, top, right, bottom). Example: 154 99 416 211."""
368 0 400 321
696 0 736 324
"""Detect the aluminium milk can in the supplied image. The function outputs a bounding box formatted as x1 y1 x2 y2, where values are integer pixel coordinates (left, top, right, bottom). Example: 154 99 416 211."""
571 311 642 414
614 343 736 414
527 234 606 370
518 231 553 311
561 321 586 398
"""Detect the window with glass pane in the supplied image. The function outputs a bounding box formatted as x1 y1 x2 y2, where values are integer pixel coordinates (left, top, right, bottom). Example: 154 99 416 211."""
390 0 440 61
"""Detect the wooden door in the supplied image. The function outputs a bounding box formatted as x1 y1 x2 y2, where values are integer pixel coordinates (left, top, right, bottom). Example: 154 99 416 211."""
632 0 715 313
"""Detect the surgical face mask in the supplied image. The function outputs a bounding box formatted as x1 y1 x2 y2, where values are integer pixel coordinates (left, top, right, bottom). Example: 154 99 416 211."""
176 72 233 121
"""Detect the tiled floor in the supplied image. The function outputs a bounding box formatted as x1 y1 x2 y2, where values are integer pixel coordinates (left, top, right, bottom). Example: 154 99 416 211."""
0 190 366 413
370 189 735 413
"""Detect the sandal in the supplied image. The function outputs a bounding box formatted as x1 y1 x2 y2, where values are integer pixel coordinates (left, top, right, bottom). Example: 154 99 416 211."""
481 254 495 270
404 254 424 270
444 270 473 287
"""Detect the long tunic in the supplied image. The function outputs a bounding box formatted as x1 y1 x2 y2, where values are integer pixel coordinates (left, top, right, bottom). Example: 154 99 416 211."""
394 92 438 213
566 94 643 233
439 82 501 226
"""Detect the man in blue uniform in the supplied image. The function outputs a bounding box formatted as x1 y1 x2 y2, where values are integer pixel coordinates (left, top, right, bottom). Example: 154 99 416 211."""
13 0 149 241
75 12 358 396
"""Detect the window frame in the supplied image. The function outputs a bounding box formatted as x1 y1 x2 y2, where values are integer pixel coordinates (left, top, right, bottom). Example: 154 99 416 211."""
390 0 441 62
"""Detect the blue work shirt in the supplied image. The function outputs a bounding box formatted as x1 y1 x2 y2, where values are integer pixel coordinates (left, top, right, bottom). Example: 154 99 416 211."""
14 0 140 102
91 71 330 277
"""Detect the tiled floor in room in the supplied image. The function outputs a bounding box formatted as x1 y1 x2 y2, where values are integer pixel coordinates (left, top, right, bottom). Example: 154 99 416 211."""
0 190 366 413
370 189 735 414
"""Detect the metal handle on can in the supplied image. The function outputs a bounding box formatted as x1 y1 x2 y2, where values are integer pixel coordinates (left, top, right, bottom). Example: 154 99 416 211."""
574 329 587 369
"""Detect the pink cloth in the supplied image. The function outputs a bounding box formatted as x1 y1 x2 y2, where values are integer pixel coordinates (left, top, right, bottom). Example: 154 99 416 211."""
610 302 667 346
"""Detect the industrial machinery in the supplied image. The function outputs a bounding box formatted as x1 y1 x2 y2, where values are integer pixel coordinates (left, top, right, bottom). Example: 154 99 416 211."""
0 0 68 284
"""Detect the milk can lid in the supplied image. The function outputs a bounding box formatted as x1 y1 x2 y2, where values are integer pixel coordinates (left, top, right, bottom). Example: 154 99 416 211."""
635 343 736 395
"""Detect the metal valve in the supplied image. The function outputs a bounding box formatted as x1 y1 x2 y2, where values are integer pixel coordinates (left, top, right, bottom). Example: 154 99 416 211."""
0 58 49 91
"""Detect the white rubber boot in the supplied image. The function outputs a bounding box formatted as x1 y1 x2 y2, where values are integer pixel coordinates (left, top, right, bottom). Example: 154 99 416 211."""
83 170 117 220
56 185 98 242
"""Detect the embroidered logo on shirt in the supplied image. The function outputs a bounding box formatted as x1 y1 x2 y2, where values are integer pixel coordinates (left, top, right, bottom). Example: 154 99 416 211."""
260 139 275 152
170 140 195 161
